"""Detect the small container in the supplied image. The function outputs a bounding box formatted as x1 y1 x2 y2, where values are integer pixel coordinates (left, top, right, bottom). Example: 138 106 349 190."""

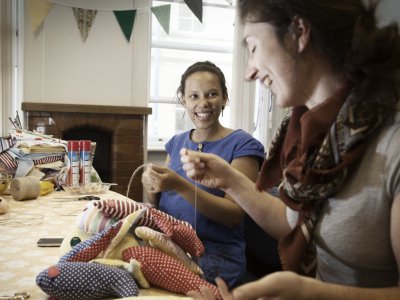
67 140 80 187
79 140 92 187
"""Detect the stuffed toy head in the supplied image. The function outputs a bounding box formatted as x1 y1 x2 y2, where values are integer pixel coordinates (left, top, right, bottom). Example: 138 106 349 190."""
76 201 117 234
36 262 139 299
61 208 146 263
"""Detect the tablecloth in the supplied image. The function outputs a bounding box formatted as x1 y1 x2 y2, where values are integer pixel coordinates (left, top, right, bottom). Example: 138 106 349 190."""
0 189 190 299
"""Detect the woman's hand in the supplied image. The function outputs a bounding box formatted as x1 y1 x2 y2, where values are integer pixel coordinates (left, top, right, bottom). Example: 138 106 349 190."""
187 277 234 300
231 271 305 300
180 148 236 191
187 272 307 300
141 164 181 193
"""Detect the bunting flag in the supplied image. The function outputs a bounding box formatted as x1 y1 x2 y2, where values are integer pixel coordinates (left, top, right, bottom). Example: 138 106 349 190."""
151 5 171 35
27 0 53 32
27 1 202 39
113 10 137 43
184 0 203 23
73 8 97 42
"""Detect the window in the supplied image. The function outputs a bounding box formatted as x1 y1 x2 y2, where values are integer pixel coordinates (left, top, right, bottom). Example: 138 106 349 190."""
148 0 235 149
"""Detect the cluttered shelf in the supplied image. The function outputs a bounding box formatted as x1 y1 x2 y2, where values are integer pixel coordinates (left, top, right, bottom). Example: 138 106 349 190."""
0 189 191 299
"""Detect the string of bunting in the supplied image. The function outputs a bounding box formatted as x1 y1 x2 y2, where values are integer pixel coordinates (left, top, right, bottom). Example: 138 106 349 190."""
27 0 204 42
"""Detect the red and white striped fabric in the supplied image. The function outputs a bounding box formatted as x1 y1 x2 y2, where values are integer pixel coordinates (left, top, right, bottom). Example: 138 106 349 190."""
0 151 18 169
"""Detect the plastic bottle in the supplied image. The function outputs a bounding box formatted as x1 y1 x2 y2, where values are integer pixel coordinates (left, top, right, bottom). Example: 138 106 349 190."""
67 140 80 187
79 140 92 187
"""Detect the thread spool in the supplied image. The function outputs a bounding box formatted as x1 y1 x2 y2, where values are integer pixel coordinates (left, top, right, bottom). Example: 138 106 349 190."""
0 197 9 214
10 176 41 201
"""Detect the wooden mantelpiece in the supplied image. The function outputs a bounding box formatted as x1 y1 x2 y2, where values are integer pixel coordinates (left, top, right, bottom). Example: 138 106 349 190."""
21 102 152 115
21 102 152 201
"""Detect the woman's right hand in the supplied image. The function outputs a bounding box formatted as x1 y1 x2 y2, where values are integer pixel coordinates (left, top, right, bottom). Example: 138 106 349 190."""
180 148 235 191
141 165 160 194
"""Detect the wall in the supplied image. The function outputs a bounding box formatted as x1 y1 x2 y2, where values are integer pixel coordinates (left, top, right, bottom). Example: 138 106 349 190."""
148 149 167 166
23 0 151 107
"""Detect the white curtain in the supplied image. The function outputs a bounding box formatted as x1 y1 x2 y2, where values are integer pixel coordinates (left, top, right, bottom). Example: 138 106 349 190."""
1 0 13 136
0 0 22 137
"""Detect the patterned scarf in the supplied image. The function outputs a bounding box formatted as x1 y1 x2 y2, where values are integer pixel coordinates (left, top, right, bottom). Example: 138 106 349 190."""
256 85 387 276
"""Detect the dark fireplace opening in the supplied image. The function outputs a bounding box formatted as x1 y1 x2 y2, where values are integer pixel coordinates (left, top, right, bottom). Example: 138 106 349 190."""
63 126 112 183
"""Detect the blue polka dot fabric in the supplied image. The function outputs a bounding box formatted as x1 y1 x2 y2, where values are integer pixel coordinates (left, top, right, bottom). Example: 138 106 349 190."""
36 262 139 299
60 221 123 263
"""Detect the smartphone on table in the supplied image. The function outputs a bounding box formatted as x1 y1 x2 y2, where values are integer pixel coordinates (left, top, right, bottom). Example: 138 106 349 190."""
37 238 64 247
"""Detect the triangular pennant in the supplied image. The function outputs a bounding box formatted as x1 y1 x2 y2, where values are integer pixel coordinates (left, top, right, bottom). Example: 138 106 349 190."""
113 10 137 43
184 0 203 23
27 0 53 32
72 8 97 42
151 5 171 35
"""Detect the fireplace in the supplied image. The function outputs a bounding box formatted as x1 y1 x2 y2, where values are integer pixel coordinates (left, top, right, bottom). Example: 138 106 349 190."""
21 102 152 201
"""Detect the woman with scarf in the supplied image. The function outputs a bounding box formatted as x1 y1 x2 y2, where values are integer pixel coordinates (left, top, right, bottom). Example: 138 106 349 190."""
181 0 400 299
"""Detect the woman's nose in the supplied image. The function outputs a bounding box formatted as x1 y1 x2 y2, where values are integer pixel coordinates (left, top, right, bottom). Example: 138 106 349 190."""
245 63 258 81
197 96 210 106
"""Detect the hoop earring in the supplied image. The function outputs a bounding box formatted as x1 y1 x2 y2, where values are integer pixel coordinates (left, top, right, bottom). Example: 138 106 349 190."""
182 109 186 119
221 106 225 117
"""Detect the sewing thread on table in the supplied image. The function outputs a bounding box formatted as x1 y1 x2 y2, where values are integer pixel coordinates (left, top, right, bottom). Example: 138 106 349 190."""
126 163 199 233
0 208 44 227
37 197 83 216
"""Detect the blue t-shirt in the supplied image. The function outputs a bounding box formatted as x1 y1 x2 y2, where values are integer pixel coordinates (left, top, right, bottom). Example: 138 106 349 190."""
159 129 265 287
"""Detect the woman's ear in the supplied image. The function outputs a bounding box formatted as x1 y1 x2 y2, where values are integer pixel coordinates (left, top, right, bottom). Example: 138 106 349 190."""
290 16 311 53
222 95 228 107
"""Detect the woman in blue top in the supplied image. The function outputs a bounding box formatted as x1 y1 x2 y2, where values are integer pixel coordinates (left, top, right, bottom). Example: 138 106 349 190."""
142 61 265 288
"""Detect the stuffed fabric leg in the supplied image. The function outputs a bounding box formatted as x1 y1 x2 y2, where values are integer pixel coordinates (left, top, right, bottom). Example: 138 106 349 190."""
36 262 139 299
122 246 221 299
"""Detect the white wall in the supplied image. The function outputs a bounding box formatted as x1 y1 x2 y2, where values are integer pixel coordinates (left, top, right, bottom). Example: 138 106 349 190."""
23 0 151 106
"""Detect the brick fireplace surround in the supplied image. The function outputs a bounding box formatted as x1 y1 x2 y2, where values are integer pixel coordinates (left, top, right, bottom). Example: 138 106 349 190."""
21 102 151 201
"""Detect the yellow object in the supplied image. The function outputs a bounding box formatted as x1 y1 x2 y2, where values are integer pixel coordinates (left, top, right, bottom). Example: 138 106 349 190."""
40 180 54 195
0 173 11 194
0 182 8 194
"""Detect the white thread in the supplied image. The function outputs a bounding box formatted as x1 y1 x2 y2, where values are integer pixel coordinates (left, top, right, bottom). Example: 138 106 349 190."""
37 197 83 216
194 177 197 232
0 209 44 227
126 163 199 233
126 163 148 199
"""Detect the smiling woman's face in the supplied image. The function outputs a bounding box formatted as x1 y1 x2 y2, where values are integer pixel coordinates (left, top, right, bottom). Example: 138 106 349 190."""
243 21 305 108
182 71 226 130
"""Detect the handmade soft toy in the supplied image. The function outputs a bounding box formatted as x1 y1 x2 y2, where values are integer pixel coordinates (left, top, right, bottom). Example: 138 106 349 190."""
36 262 139 299
123 246 221 299
135 226 203 275
37 209 147 298
93 198 205 258
60 209 145 263
38 198 211 298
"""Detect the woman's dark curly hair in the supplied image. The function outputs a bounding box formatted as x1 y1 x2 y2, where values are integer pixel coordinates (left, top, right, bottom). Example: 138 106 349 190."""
176 61 229 105
239 0 400 106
